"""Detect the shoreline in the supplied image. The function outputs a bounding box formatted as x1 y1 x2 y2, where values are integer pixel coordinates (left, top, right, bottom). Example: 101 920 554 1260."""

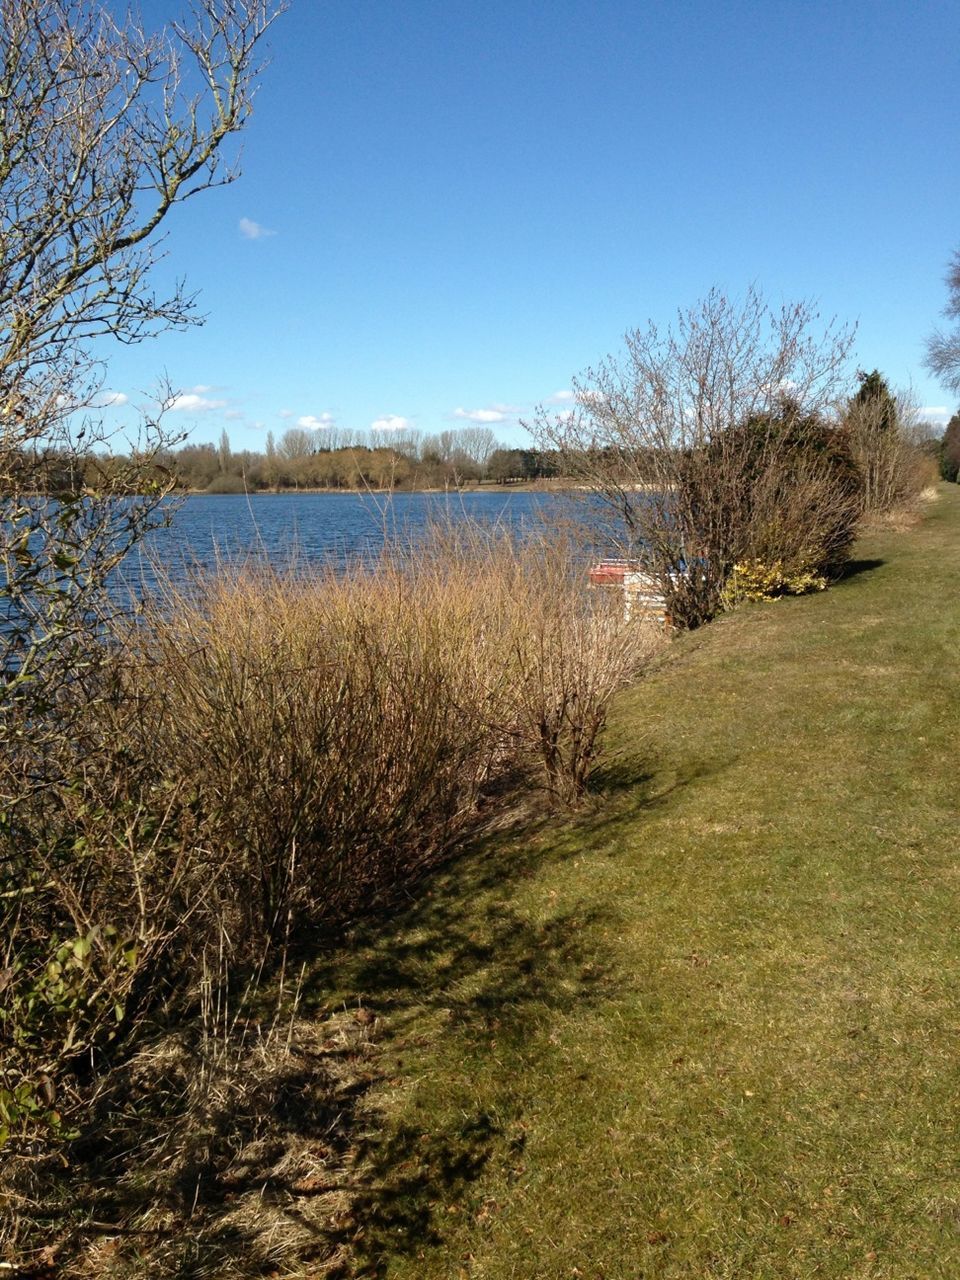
179 480 575 496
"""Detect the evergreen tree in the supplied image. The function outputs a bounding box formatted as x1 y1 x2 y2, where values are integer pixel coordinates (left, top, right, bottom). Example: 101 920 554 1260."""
851 369 898 434
941 412 960 482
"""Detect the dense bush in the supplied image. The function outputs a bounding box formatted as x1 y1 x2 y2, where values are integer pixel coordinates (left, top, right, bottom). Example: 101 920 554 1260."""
702 405 864 583
721 559 829 606
531 288 858 628
941 413 960 482
637 403 865 624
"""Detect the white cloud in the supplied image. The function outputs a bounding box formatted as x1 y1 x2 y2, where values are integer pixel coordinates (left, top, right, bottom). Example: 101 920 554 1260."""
370 414 411 432
223 409 243 421
169 392 227 413
548 389 575 404
759 378 798 397
89 390 128 409
920 405 951 424
239 216 276 240
298 413 336 430
453 406 507 423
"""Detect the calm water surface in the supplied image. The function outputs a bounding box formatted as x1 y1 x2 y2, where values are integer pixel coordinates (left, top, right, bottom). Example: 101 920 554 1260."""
124 490 581 593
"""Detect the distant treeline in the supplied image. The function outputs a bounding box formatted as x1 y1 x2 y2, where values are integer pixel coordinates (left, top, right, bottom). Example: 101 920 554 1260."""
160 425 565 492
9 409 952 498
8 425 574 494
165 427 568 491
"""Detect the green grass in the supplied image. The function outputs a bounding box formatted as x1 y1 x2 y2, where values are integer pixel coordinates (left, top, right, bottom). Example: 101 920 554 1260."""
305 486 960 1279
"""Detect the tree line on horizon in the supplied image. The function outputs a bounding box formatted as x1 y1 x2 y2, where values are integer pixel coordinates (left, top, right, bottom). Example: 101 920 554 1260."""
1 423 567 494
5 385 951 498
164 423 563 491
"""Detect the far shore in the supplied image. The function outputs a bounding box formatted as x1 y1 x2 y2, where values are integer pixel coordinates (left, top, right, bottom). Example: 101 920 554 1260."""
181 479 576 496
180 480 662 496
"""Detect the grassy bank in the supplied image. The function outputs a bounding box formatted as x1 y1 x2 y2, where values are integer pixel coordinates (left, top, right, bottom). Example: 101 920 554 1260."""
10 490 958 1277
299 487 960 1278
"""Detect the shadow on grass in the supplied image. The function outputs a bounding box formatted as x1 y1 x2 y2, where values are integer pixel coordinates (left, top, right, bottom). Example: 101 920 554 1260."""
586 750 654 796
839 558 885 580
35 752 727 1277
292 818 639 1274
587 749 737 817
294 743 739 1274
324 1111 507 1277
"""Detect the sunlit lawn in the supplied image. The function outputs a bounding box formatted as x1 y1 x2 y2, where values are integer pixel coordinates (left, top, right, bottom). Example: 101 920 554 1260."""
309 487 960 1279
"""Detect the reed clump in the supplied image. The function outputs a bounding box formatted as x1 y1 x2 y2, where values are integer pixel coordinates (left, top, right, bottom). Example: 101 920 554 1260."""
0 524 659 1259
117 527 659 947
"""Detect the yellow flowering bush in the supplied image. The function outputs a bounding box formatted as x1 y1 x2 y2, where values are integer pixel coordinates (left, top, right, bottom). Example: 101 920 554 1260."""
722 558 828 607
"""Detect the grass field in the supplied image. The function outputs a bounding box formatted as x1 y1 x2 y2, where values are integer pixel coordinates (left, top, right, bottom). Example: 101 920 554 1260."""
56 487 957 1278
299 485 960 1279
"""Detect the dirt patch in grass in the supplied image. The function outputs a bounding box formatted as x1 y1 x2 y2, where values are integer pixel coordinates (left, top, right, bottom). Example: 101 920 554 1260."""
7 1008 385 1278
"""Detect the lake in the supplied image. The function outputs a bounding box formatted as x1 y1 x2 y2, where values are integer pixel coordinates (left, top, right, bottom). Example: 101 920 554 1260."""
123 489 590 593
1 489 618 658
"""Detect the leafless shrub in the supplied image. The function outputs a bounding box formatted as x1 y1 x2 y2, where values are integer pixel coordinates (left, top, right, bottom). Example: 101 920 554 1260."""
0 4 289 1225
485 536 657 803
1 0 283 682
123 561 503 949
119 528 657 939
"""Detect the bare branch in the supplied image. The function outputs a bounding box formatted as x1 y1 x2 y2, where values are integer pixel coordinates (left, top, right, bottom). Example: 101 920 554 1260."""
0 0 283 427
923 249 960 393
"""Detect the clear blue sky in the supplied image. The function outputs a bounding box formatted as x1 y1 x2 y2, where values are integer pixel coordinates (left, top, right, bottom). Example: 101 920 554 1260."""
103 0 960 450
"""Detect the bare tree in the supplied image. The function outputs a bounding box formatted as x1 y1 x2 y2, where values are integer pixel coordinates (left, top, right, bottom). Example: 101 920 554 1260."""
0 0 284 1179
368 426 406 453
263 427 280 488
217 427 232 473
0 0 282 677
437 429 457 462
1 0 280 428
323 426 360 452
397 427 422 458
456 424 499 473
530 288 856 627
278 426 315 460
924 249 960 393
